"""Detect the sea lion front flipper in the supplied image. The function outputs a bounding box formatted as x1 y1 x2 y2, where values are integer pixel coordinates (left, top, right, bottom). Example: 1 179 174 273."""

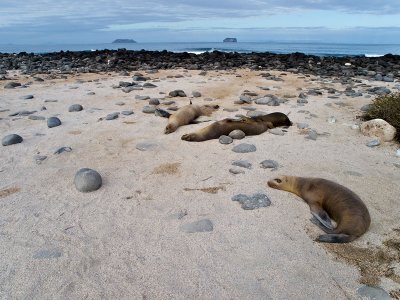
189 119 212 124
155 108 171 118
310 216 334 233
317 234 356 243
309 206 334 231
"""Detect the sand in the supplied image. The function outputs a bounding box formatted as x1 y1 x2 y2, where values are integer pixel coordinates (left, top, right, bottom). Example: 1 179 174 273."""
0 69 399 299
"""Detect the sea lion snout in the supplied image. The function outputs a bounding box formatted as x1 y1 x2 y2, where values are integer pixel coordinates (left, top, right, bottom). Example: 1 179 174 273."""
267 176 286 189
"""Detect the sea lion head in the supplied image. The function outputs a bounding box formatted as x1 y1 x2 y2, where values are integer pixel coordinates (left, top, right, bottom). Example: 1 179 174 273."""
267 175 298 194
165 123 178 134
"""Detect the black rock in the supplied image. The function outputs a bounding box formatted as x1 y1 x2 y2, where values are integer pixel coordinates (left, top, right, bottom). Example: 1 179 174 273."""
47 117 61 128
169 90 186 97
105 112 119 120
2 134 23 146
232 160 252 169
68 104 83 112
232 143 256 153
74 168 102 192
260 160 279 170
232 193 271 210
219 135 233 144
121 110 134 116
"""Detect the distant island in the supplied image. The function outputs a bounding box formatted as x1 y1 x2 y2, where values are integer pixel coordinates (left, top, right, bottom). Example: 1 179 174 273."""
223 38 237 43
112 39 137 43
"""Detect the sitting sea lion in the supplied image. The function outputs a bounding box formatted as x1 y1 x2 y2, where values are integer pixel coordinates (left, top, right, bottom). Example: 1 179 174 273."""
181 112 292 142
163 103 219 134
267 175 371 243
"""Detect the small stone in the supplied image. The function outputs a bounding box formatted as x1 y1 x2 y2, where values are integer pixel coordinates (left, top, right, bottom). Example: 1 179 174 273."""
20 95 34 100
232 143 256 153
219 135 233 144
297 123 309 129
246 110 267 117
54 146 72 154
229 167 245 174
306 129 318 140
122 86 142 93
149 98 160 105
269 128 285 136
260 160 279 170
229 130 245 139
87 92 95 95
232 193 271 210
142 106 156 114
121 110 134 116
223 108 239 112
28 115 45 120
351 124 360 130
327 116 337 123
143 83 157 88
366 139 380 147
68 104 83 112
4 82 21 89
239 95 252 103
74 168 102 193
232 160 252 169
2 134 23 146
396 149 400 157
297 98 308 104
34 155 47 164
47 117 61 128
192 91 201 97
132 75 147 81
105 112 119 120
135 95 150 100
357 285 390 300
115 101 125 106
179 219 213 233
33 248 63 259
169 90 186 97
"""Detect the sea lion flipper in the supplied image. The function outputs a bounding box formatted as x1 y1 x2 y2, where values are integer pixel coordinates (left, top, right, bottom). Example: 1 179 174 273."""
317 234 356 243
310 207 334 230
155 108 171 118
310 216 334 233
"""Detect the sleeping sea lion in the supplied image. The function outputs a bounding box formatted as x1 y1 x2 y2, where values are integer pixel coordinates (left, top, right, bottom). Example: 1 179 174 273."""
164 104 219 134
181 112 292 142
267 175 371 243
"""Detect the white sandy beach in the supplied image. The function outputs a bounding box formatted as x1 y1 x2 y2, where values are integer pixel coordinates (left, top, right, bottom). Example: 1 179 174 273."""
1 69 399 299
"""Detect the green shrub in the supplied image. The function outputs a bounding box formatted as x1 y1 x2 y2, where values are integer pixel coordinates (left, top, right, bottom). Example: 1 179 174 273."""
362 92 400 142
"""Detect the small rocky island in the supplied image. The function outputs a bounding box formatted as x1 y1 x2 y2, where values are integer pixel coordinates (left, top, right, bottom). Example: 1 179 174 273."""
112 39 137 43
223 38 237 43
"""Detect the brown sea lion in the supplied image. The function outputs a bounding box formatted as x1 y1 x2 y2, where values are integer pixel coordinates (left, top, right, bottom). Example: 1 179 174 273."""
181 112 292 142
267 175 371 243
164 104 219 134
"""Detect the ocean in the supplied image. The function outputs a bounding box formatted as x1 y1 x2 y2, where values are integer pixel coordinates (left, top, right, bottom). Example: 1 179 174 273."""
1 41 400 57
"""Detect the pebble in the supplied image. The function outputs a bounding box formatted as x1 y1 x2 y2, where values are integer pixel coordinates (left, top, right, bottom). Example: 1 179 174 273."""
306 129 318 140
223 108 238 112
142 106 156 114
33 248 63 259
47 117 61 128
143 83 157 88
297 98 308 104
122 86 142 93
74 168 102 193
136 142 159 151
169 90 186 97
28 115 45 120
255 97 279 106
192 91 201 97
68 104 83 112
242 106 256 111
268 128 285 136
2 134 23 146
149 98 160 105
366 139 380 147
396 149 400 157
105 112 119 120
115 101 125 106
54 146 72 154
232 193 271 210
87 92 95 95
121 110 134 116
20 95 34 100
327 116 337 123
356 285 390 300
232 160 252 169
219 135 233 144
232 143 256 153
34 155 47 164
9 110 36 116
229 129 245 139
135 95 150 100
132 75 147 81
260 160 279 170
246 110 267 117
297 123 309 129
229 167 245 174
179 219 214 233
4 82 21 89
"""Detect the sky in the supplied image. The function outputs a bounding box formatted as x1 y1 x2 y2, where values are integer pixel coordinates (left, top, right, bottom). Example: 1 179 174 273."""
0 0 400 44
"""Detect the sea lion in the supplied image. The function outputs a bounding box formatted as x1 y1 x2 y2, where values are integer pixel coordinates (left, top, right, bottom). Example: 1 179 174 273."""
267 175 371 243
181 112 292 142
164 104 219 134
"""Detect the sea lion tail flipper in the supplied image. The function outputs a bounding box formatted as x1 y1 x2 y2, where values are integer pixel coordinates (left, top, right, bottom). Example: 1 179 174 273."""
310 207 334 230
317 234 356 243
155 108 171 118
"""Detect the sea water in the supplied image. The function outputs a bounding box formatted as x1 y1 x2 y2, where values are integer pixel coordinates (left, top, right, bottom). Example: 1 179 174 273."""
1 41 400 57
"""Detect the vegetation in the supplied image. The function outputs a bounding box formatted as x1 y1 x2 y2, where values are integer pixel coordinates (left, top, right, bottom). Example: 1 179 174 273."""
362 92 400 142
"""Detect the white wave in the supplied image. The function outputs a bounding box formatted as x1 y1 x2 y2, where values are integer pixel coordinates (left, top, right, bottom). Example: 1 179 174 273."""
365 54 384 57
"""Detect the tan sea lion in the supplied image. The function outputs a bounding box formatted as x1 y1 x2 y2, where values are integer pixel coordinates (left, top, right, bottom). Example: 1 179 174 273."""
267 175 371 243
164 104 219 134
181 112 292 142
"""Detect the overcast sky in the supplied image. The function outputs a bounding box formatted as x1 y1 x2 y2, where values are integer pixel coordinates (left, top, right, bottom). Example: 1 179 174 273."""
1 0 400 44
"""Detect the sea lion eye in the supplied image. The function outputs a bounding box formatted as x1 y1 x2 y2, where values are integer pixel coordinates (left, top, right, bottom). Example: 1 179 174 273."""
275 178 282 183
